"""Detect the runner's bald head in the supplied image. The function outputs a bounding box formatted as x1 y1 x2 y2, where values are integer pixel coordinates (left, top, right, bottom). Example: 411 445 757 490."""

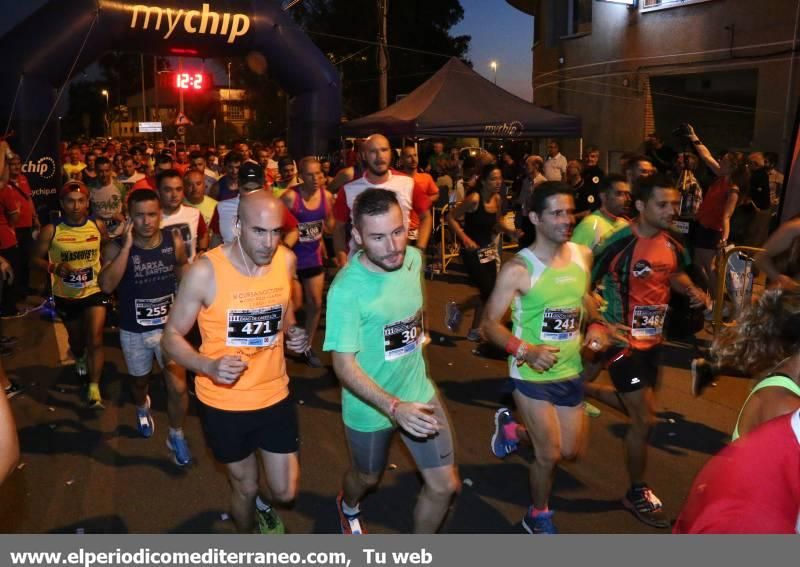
237 190 284 228
364 134 390 151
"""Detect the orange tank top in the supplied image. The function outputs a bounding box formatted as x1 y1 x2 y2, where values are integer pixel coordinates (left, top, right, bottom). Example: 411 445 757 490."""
195 245 291 411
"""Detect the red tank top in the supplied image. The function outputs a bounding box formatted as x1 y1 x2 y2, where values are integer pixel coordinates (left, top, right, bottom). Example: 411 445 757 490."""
696 177 736 231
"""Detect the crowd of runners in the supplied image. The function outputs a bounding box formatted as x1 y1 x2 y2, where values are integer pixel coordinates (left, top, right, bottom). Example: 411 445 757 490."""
0 128 798 534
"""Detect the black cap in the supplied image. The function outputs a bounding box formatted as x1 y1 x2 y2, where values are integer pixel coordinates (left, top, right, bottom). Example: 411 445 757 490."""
239 161 265 189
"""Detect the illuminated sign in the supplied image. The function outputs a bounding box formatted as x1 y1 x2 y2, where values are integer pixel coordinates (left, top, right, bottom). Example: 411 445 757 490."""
597 0 637 5
128 3 251 44
138 122 163 133
158 72 212 91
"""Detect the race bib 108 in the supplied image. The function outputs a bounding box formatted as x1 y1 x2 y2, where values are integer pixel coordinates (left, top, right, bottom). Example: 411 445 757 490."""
298 220 323 243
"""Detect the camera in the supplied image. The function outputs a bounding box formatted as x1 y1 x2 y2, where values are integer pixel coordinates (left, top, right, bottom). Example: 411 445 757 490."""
672 123 693 138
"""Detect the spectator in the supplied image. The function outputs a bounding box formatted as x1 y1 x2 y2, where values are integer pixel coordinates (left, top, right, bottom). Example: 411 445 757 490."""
0 179 19 316
688 125 747 291
5 155 39 298
566 159 599 221
426 141 447 178
675 152 703 217
543 140 567 181
765 151 784 211
582 145 605 198
644 132 677 174
623 155 656 187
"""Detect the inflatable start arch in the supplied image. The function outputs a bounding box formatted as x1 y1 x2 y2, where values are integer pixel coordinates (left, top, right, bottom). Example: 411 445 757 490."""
0 0 342 217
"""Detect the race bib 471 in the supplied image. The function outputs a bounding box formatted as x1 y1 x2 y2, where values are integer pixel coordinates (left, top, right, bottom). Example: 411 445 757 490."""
226 305 283 347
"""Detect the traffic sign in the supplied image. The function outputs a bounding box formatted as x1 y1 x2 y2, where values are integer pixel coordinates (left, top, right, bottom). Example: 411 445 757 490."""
176 125 187 136
175 113 193 126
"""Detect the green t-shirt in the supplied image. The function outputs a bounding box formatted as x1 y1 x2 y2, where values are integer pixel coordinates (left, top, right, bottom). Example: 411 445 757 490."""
572 209 628 251
323 246 434 432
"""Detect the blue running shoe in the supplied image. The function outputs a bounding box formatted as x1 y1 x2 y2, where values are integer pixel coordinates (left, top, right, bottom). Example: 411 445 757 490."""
136 397 154 438
167 431 192 467
522 510 558 534
491 407 519 458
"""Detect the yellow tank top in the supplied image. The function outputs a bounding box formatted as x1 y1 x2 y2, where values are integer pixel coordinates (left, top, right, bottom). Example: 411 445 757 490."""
196 245 291 411
49 219 102 299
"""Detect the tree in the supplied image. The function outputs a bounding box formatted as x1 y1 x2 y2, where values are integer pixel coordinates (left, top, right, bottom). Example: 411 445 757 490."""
292 0 470 117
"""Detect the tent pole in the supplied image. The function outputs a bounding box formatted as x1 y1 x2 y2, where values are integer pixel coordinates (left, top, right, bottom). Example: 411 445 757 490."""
579 137 584 160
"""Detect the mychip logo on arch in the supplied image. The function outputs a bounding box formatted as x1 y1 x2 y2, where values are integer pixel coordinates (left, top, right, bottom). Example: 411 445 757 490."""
128 3 251 44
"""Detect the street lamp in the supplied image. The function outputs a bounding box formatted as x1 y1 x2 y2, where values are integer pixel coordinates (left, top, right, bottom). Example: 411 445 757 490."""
490 61 498 85
101 89 109 137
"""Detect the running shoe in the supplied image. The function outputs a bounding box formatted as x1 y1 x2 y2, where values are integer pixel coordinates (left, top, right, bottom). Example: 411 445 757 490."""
336 491 366 534
256 506 286 535
491 407 519 459
86 383 104 409
522 510 558 534
303 348 323 368
136 396 154 438
691 358 715 397
166 431 192 467
466 328 482 342
4 379 22 399
622 485 671 529
75 354 88 377
445 301 462 332
584 401 602 418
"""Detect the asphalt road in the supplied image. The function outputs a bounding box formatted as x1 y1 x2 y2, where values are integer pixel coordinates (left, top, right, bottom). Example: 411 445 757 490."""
0 268 750 534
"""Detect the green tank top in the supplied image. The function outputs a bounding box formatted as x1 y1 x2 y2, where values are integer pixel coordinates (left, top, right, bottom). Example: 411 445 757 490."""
509 243 588 382
732 374 800 440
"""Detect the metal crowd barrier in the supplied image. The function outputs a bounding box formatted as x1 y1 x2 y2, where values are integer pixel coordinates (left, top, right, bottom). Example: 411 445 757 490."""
711 245 765 335
438 204 460 273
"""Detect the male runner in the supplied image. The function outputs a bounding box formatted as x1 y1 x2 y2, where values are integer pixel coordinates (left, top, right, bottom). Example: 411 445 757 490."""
281 157 334 368
33 181 108 408
589 174 708 528
99 189 192 464
333 134 432 265
571 173 632 418
162 191 308 534
184 169 218 227
481 182 609 534
156 169 209 262
571 173 631 250
325 189 459 534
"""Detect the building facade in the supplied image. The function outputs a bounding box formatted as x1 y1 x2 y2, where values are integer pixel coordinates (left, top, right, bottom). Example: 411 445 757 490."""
111 87 254 139
508 0 800 169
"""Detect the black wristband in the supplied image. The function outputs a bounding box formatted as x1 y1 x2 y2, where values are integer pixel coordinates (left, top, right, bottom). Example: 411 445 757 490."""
692 139 703 146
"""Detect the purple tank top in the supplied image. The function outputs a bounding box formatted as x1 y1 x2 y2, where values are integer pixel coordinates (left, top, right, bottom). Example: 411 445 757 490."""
291 187 327 270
